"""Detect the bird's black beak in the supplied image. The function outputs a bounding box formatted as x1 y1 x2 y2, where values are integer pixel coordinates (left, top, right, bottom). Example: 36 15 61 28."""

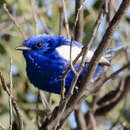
16 46 32 51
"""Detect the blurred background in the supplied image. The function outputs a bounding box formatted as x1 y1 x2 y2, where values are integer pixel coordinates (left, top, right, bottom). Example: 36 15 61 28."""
0 0 130 130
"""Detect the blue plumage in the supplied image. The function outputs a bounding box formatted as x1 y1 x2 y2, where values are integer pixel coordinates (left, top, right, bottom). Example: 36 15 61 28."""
16 35 106 94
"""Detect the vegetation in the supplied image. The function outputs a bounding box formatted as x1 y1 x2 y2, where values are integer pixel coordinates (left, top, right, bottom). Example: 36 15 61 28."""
0 0 130 130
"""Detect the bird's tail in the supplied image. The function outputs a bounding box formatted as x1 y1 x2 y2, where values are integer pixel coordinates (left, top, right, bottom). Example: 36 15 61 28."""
104 43 130 61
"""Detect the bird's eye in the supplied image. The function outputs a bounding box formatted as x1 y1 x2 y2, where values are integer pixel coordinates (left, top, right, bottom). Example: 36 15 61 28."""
36 42 43 48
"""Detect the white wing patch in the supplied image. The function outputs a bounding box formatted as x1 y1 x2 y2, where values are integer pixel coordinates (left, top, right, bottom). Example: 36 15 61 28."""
56 45 81 61
56 45 110 66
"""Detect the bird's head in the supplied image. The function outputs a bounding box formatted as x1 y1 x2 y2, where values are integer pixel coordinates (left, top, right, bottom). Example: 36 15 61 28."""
16 34 70 56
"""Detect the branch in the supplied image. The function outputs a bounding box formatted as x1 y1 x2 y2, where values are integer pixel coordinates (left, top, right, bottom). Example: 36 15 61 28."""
62 0 70 39
47 47 88 130
45 0 87 123
3 3 27 40
35 91 41 129
60 61 130 126
94 74 130 116
89 112 97 130
57 0 130 127
60 0 85 99
84 0 106 48
31 0 38 35
74 0 84 43
0 72 23 130
58 0 64 35
39 90 52 114
75 107 87 130
9 58 13 130
0 122 5 130
95 61 130 89
75 0 130 104
0 4 51 36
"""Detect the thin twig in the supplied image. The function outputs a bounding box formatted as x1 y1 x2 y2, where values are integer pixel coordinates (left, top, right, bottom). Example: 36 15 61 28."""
60 38 79 100
101 62 130 85
86 1 106 48
94 75 130 116
38 17 50 34
39 90 52 114
89 112 97 130
36 91 41 129
62 0 70 39
3 3 27 40
0 72 23 130
60 0 107 98
48 47 88 130
60 61 130 125
74 0 85 42
74 0 86 29
61 0 85 100
82 62 130 104
73 2 87 129
75 107 87 130
0 4 51 36
0 122 5 130
106 0 113 26
9 58 13 130
96 80 123 110
58 0 64 35
69 47 88 95
70 39 77 75
60 48 84 101
109 95 127 130
31 0 38 35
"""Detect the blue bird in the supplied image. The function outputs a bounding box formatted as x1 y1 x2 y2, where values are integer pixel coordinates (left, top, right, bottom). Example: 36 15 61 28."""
16 35 110 95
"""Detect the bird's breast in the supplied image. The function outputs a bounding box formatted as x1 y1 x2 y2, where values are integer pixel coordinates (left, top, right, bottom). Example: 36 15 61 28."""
25 52 69 81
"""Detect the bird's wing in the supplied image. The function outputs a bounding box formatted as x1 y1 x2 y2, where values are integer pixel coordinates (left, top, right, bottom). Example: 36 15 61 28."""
56 45 110 66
